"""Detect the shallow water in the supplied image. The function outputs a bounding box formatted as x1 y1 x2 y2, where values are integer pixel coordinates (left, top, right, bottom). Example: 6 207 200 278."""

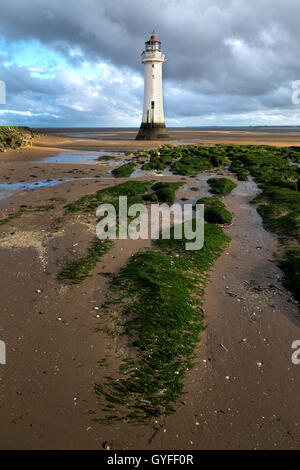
129 168 147 178
181 183 209 203
231 180 260 197
75 139 106 143
61 133 117 138
195 173 219 196
0 178 99 201
98 158 127 166
39 151 124 164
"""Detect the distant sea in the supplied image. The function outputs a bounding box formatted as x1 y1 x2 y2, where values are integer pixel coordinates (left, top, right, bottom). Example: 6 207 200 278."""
34 126 300 134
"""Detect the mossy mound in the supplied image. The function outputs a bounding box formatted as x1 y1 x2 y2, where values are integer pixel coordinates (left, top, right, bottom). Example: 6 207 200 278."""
96 223 230 424
152 182 184 203
223 143 300 301
66 180 150 213
252 186 300 239
111 163 135 177
197 196 232 224
141 144 227 175
142 182 184 203
208 177 237 196
228 144 300 190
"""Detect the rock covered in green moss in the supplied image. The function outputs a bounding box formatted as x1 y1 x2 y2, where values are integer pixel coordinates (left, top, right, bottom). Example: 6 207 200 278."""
197 196 232 224
208 177 237 196
111 162 136 177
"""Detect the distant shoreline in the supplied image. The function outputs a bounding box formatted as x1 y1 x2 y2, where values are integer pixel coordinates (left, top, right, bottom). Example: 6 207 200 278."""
34 125 300 133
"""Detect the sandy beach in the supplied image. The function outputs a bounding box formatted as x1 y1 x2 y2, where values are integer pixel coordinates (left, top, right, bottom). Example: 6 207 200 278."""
0 129 299 449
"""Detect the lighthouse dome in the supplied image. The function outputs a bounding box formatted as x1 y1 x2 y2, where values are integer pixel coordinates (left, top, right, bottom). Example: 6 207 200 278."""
145 31 161 51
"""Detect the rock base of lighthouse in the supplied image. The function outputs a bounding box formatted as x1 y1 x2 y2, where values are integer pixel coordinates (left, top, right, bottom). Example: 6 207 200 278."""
135 123 170 140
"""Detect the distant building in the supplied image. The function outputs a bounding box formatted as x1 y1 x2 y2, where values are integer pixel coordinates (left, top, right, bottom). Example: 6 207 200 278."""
136 32 169 140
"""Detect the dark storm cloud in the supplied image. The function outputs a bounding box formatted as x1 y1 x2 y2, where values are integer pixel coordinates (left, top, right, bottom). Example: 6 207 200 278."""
1 0 300 125
2 0 300 91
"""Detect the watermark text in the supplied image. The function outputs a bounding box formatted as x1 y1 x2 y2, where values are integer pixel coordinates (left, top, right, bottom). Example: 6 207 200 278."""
0 80 5 104
0 340 6 365
291 80 300 105
291 340 300 365
96 197 204 250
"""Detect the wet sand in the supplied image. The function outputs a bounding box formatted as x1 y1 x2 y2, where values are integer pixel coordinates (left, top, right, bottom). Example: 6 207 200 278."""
0 130 299 449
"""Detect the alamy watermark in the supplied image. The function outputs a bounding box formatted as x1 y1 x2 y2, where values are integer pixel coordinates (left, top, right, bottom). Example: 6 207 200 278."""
291 80 300 105
95 197 204 250
291 340 300 365
0 80 5 104
0 340 6 365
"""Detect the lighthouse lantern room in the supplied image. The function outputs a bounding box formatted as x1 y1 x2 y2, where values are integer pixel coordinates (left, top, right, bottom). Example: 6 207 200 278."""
136 32 169 140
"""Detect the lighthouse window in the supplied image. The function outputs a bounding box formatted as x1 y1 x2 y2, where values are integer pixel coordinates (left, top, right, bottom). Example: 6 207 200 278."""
151 101 155 109
152 74 155 79
152 64 155 68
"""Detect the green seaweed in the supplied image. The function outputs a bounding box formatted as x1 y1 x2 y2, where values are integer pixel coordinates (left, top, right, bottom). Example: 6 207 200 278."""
111 163 136 178
0 210 24 225
208 177 237 196
141 144 227 175
96 155 117 161
150 182 184 203
58 237 113 284
65 181 151 213
95 223 230 425
197 196 232 224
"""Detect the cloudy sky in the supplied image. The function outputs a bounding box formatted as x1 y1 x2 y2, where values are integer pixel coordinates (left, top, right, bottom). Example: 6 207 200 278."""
0 0 300 127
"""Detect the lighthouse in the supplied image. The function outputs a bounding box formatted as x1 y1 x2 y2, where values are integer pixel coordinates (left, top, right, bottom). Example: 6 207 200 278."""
136 32 169 140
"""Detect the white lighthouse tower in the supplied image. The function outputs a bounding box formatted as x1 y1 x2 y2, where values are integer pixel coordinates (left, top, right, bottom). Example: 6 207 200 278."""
136 32 169 140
